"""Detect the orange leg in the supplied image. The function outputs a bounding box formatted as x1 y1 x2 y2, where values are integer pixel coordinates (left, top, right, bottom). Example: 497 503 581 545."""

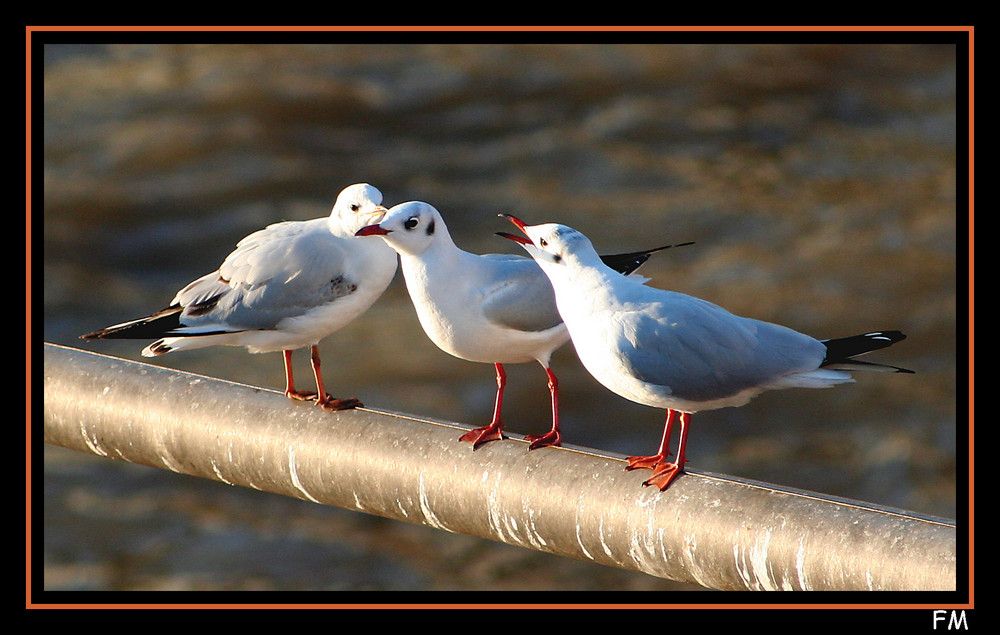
283 346 361 411
626 409 690 490
525 366 562 450
460 363 507 449
283 349 313 400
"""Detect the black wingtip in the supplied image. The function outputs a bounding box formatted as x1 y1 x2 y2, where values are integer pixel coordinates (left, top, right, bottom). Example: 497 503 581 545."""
820 330 913 373
78 307 185 342
599 242 695 276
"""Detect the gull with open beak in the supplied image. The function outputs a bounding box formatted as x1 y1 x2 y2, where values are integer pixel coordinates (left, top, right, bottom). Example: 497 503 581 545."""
356 201 688 450
501 214 912 490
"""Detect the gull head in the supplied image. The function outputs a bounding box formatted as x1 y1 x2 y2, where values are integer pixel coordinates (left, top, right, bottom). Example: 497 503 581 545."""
332 183 390 236
498 214 598 270
355 201 444 256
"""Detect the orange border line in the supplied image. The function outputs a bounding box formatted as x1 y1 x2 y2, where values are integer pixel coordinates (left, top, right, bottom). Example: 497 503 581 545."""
26 25 975 32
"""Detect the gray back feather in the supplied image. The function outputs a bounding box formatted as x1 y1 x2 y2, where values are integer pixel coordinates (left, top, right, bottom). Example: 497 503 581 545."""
174 219 354 331
617 291 826 402
479 254 564 333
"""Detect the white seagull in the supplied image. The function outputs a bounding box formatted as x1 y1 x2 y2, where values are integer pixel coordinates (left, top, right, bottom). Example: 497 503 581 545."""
356 201 689 450
81 183 398 410
501 215 913 490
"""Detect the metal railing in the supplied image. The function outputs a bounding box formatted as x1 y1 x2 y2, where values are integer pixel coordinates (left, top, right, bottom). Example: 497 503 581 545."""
40 343 957 591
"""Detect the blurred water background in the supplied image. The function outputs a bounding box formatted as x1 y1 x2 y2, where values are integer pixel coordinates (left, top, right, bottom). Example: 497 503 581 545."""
40 42 960 593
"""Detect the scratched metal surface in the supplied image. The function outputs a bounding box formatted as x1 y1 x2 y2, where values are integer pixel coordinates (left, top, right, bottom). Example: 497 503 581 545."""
43 344 956 592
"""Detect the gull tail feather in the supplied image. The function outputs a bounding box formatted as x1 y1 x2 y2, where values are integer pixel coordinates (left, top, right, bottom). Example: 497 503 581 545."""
820 330 914 374
80 306 232 345
80 307 185 341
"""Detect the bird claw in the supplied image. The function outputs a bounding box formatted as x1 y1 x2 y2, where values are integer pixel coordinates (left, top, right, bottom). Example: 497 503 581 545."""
317 396 363 411
525 430 561 450
626 454 670 471
286 389 320 402
626 451 686 490
642 462 685 491
460 424 504 449
287 390 362 410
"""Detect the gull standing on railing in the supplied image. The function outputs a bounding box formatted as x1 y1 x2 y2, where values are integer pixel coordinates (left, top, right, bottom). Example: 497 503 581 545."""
356 201 690 450
501 215 912 490
81 183 398 410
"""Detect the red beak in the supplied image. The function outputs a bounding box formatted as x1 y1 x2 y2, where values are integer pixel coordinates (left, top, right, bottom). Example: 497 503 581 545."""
498 214 533 245
500 213 530 234
495 231 532 245
355 224 391 237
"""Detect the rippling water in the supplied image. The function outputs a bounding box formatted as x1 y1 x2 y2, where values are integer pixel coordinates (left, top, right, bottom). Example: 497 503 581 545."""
40 42 959 592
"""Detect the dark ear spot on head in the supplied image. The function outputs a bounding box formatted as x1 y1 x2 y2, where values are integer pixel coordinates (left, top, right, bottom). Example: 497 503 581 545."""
427 219 435 236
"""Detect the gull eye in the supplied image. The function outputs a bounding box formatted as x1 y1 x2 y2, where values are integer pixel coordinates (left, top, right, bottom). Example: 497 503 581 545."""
539 238 548 247
350 204 360 212
404 217 419 230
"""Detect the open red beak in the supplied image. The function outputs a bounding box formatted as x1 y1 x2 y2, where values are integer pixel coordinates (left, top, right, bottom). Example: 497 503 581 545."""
496 231 531 245
355 224 391 237
498 214 533 244
501 213 530 233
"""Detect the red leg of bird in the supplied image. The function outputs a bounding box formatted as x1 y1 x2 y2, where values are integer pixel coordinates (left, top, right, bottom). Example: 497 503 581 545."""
526 366 562 450
308 345 362 411
643 411 690 491
460 363 506 449
283 349 317 401
626 409 677 471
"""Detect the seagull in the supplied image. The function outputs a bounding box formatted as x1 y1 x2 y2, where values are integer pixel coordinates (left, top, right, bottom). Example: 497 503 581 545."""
81 183 398 410
500 215 913 490
355 201 690 450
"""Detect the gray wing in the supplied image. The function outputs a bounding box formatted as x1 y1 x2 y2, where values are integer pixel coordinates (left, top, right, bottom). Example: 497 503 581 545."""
616 291 826 402
172 219 356 332
479 254 564 333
